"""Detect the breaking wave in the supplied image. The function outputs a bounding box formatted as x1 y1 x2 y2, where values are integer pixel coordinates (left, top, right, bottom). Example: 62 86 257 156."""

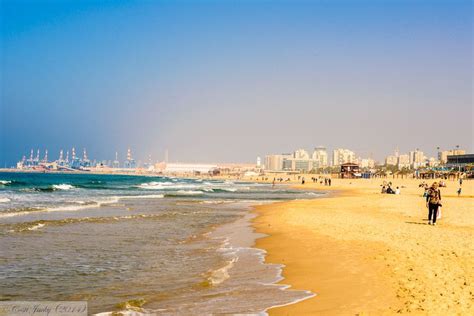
52 184 75 190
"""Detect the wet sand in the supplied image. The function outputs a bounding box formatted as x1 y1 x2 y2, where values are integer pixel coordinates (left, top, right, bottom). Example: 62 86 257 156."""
253 178 474 315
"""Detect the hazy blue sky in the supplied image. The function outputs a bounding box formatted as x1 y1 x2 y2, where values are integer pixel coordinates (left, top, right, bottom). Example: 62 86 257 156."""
1 0 472 166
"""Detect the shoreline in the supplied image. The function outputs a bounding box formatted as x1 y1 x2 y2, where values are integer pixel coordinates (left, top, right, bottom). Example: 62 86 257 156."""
252 178 474 315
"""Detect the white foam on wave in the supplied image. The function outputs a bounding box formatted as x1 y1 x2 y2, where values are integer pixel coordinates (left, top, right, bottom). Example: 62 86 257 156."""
207 257 237 285
0 180 12 185
52 184 75 190
0 193 168 218
174 190 204 196
119 194 164 200
221 187 238 192
138 181 200 190
0 197 11 203
28 223 45 231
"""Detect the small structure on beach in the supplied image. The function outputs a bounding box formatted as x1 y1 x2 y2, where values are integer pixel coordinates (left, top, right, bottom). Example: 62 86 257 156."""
340 163 361 179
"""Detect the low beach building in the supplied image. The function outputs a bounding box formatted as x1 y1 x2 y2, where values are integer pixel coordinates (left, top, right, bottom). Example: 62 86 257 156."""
340 163 361 179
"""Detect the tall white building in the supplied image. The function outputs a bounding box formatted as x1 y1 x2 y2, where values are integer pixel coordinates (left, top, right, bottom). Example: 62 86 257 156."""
312 146 329 168
397 154 410 169
360 158 376 169
265 154 292 171
293 149 310 160
409 149 426 169
332 148 356 166
385 155 398 166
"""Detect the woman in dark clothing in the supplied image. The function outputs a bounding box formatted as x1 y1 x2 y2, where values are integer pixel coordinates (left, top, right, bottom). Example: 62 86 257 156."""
426 182 442 226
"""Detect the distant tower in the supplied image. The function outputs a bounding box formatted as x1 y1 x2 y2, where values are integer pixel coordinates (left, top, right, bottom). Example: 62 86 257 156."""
43 149 48 163
82 148 90 167
113 151 120 168
72 147 76 160
65 151 69 163
59 150 64 161
257 156 261 167
28 149 34 166
36 149 40 161
124 147 136 169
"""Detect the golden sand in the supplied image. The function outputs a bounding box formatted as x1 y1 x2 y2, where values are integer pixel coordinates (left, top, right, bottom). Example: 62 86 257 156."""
253 178 474 315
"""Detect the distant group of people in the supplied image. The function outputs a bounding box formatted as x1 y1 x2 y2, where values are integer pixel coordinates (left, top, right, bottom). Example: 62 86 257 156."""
381 181 400 195
272 177 291 187
381 185 400 194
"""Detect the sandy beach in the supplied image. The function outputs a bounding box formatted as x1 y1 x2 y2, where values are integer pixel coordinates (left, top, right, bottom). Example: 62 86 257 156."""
253 178 474 315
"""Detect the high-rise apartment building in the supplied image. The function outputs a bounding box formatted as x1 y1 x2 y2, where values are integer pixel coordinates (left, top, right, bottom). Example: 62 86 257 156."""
332 148 356 166
312 146 329 168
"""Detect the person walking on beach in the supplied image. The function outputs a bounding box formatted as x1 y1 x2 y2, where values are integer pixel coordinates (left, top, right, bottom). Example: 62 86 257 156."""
426 182 442 226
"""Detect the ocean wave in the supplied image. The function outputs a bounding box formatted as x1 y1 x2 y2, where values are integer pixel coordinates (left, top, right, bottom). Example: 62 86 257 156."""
4 213 172 233
52 184 75 190
0 197 120 218
0 193 169 218
27 223 45 231
198 200 233 205
138 182 201 191
0 207 44 218
207 258 237 285
0 197 11 203
175 190 204 195
119 194 164 200
214 187 239 192
6 221 47 233
137 181 173 189
0 180 12 185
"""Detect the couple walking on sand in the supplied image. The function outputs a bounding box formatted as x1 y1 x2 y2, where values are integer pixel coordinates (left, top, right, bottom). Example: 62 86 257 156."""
426 182 442 226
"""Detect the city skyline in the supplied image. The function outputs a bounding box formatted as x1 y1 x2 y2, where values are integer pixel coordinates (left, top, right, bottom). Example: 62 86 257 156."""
1 0 472 166
12 143 468 170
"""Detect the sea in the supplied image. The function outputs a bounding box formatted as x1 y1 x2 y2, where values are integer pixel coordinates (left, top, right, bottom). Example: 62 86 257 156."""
0 172 322 315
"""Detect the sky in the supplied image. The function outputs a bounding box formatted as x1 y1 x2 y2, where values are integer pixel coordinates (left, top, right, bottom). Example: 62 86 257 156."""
1 0 472 166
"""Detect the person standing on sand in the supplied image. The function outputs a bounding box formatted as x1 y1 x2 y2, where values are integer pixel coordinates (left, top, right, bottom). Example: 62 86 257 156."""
426 182 442 226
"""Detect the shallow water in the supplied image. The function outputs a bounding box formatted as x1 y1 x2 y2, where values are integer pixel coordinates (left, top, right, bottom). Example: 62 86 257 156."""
0 172 321 314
